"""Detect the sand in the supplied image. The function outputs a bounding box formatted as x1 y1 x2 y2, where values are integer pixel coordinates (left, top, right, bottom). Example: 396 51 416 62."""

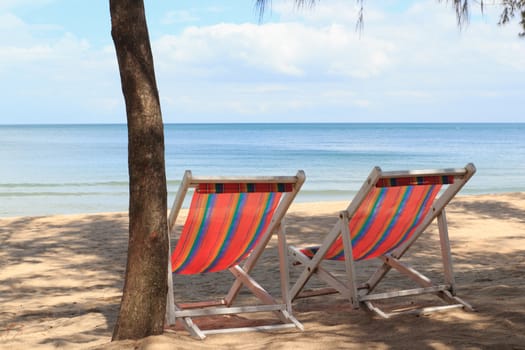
1 193 525 349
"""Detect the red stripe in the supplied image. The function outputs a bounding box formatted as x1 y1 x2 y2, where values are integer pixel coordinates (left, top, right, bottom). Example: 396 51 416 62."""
172 191 282 274
300 184 441 262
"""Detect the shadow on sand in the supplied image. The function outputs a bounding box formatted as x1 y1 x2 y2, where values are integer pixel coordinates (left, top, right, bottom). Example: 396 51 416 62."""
1 194 525 348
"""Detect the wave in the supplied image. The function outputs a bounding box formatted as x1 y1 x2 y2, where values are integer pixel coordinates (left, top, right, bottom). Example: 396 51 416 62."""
0 181 129 188
0 191 129 197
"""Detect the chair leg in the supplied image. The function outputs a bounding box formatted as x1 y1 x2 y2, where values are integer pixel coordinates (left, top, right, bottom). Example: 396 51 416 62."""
175 305 207 339
437 210 456 294
165 261 177 325
277 223 293 313
340 211 360 309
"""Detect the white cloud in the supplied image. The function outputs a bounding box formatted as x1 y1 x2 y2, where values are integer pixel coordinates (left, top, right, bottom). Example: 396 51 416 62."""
0 10 121 123
1 0 524 123
152 1 524 122
0 12 24 29
0 0 55 11
386 90 433 99
154 21 395 81
161 10 199 24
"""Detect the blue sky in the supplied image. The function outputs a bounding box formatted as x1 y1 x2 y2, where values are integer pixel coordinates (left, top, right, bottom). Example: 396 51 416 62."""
1 0 524 124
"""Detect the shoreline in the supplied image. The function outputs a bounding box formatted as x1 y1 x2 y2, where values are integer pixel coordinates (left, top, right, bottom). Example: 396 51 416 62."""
1 192 525 349
2 191 524 220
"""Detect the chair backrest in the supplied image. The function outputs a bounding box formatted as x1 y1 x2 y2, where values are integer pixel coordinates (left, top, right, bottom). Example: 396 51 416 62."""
169 171 305 275
302 164 475 262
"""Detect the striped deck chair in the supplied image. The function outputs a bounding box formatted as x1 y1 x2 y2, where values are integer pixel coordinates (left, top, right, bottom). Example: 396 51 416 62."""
288 163 476 318
165 170 305 339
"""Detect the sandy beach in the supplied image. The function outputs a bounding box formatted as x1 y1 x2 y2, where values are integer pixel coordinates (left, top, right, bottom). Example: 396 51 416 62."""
1 192 525 349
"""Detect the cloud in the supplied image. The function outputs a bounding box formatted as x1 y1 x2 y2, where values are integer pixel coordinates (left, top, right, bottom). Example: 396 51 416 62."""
152 0 525 122
160 82 369 122
0 0 55 11
0 12 24 29
161 10 199 24
0 11 121 122
152 0 524 88
153 21 395 81
1 0 524 123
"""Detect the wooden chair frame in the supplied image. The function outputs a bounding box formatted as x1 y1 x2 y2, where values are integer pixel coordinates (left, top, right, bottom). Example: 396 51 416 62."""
288 164 476 318
166 170 305 339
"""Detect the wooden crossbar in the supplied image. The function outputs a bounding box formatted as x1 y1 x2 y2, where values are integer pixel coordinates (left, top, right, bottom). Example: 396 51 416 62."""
360 285 450 302
174 304 286 318
201 323 299 336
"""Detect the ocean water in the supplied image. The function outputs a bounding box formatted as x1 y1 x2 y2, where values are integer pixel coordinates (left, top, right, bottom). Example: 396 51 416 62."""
1 123 524 217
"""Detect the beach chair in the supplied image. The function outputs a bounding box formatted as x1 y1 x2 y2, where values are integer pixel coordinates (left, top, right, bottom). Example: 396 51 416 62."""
165 170 305 339
288 163 476 318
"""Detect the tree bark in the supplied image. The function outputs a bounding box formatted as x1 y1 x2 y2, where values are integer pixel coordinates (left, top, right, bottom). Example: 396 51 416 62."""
110 0 169 340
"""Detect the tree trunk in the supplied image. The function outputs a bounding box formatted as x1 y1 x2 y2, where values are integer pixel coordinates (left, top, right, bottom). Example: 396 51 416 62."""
110 0 169 340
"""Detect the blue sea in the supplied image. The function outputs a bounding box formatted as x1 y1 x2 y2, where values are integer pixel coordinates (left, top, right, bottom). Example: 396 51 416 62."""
1 123 524 217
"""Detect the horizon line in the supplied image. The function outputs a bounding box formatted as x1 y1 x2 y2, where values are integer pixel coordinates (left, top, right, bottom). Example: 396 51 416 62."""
1 121 524 127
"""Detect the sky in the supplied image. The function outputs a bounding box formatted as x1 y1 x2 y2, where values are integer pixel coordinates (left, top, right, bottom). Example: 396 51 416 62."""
1 0 524 124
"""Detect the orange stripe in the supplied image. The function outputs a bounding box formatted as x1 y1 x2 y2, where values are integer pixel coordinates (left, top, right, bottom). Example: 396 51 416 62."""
171 192 212 272
357 186 412 260
172 191 282 274
352 187 403 260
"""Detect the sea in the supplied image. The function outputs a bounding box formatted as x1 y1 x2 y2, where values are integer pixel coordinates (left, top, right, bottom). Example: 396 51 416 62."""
1 123 524 217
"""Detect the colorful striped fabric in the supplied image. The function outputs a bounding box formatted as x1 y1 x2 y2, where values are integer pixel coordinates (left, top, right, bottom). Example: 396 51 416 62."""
197 183 293 194
171 190 283 274
300 182 442 261
377 175 454 187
